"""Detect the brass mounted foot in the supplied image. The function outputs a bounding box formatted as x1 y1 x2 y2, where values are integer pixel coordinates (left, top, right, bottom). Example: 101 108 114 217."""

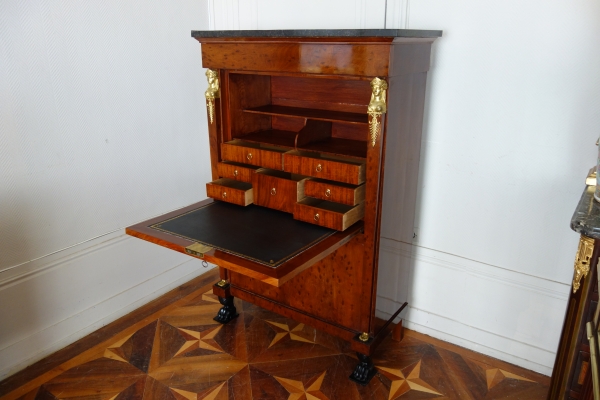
213 296 238 324
349 353 377 386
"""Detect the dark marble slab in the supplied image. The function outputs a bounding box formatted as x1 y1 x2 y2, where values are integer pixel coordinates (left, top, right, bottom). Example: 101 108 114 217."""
191 29 442 39
571 186 600 238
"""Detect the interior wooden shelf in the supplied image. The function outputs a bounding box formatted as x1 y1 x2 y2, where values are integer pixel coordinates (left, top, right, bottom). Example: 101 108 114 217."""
244 105 368 125
239 130 367 159
236 129 296 148
300 137 367 159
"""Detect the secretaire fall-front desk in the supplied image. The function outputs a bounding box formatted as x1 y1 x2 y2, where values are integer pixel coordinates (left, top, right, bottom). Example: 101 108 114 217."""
126 29 441 385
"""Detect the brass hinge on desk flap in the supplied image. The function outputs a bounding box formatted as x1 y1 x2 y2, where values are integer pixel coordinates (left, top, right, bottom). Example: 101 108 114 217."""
185 243 213 258
573 235 595 294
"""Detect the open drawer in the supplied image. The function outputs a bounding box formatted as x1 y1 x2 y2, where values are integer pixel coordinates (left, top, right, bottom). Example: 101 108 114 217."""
253 169 308 213
304 179 365 206
217 161 260 183
283 150 366 185
294 198 365 231
206 178 253 206
126 200 362 287
221 139 288 170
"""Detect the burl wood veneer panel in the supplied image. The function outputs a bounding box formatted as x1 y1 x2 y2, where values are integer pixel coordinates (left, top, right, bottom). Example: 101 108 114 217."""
202 43 392 76
229 235 368 332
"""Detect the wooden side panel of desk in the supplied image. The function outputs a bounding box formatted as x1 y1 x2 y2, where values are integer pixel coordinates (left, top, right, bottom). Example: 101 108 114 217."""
358 70 431 335
365 69 430 333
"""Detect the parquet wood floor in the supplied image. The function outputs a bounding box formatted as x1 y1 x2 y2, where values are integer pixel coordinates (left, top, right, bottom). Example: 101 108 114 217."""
0 270 550 399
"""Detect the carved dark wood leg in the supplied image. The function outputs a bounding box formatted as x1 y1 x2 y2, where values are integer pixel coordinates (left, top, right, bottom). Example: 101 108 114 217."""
213 295 239 323
349 352 377 386
212 280 239 324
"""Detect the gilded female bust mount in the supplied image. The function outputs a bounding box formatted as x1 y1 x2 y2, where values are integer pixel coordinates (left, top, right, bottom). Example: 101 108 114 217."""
368 77 387 114
205 69 220 124
368 77 387 147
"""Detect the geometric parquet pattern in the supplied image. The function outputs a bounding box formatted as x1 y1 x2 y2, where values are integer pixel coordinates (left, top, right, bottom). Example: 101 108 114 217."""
1 282 549 400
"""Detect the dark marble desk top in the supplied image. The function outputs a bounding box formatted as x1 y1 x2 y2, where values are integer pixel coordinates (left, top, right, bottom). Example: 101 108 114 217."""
191 29 443 39
571 186 600 238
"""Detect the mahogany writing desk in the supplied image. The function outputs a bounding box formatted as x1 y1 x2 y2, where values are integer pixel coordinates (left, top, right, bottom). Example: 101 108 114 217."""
127 29 441 385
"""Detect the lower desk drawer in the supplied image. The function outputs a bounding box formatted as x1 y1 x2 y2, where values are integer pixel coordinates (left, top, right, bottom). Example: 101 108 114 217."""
253 169 308 213
217 161 260 183
206 178 253 206
221 139 287 170
304 179 365 206
294 198 364 231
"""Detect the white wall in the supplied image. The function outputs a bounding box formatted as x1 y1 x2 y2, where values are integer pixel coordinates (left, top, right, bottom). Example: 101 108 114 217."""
209 0 600 375
1 0 598 381
0 1 213 379
380 0 600 376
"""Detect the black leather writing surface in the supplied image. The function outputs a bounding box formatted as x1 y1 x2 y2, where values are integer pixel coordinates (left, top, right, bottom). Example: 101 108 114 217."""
151 202 335 267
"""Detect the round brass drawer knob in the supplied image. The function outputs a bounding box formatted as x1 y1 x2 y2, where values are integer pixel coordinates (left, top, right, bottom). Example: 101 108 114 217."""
316 163 322 172
314 213 320 221
270 188 276 195
247 153 253 160
325 188 331 197
233 169 238 177
222 192 227 198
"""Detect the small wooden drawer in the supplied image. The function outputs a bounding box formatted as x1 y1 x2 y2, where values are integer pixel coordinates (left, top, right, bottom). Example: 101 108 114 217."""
221 139 288 170
283 150 365 185
217 161 260 183
304 179 365 206
206 178 253 206
294 198 364 231
253 169 308 213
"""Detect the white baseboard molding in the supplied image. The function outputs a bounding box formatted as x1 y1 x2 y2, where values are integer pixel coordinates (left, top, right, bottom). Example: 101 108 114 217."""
0 232 214 380
376 238 571 376
377 300 554 376
0 229 127 289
